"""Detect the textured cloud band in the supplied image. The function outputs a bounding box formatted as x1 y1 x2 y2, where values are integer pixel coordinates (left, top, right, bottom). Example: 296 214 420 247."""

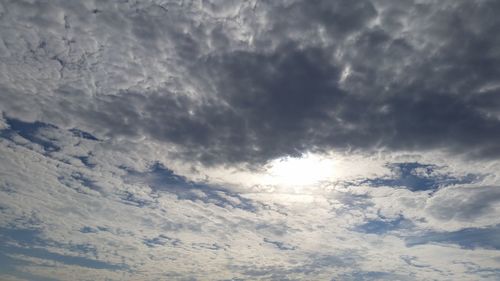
2 0 500 165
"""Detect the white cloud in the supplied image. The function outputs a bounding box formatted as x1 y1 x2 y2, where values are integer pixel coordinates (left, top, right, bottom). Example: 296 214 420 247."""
1 0 500 279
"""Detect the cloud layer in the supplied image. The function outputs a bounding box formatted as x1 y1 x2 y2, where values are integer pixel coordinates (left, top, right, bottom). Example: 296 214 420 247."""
1 0 500 280
1 0 500 164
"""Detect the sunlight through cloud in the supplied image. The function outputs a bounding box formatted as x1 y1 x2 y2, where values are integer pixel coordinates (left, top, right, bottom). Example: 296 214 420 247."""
265 154 337 188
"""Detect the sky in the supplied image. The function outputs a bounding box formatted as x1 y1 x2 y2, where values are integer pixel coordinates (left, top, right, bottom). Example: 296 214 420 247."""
0 0 500 280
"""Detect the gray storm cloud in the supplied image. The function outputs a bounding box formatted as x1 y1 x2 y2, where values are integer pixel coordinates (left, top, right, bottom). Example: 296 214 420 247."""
1 0 500 165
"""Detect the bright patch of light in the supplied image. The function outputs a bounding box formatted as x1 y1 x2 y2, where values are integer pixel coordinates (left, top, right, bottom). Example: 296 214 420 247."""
265 153 336 187
186 152 389 193
339 64 351 83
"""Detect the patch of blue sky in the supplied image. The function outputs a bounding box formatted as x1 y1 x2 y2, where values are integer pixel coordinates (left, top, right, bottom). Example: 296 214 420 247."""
75 155 96 168
0 227 127 272
1 118 100 155
464 265 500 280
120 190 157 207
353 212 414 235
80 226 98 234
70 172 101 192
57 173 102 195
143 234 181 248
0 253 61 281
123 162 259 212
1 117 60 152
354 216 413 235
361 162 481 192
79 226 111 234
68 128 100 141
406 224 500 250
337 270 414 281
191 242 224 251
263 238 297 251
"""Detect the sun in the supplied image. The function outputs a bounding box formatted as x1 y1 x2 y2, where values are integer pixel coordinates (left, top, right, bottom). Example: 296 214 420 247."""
264 153 336 187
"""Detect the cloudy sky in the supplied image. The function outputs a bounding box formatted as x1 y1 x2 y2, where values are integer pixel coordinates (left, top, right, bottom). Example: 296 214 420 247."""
1 0 500 280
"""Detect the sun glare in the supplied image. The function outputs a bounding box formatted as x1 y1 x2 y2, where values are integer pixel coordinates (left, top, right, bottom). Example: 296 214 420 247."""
265 153 336 187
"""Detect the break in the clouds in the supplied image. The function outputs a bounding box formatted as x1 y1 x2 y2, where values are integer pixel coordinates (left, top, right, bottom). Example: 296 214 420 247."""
1 0 500 280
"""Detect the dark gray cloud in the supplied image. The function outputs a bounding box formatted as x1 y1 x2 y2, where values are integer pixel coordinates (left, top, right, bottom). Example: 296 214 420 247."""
50 44 500 165
186 23 500 164
1 0 500 165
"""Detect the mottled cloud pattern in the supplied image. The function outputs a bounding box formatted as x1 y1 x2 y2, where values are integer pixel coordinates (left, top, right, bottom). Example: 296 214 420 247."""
1 0 500 280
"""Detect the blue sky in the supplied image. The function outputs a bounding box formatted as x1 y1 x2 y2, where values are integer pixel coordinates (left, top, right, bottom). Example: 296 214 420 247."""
1 0 500 280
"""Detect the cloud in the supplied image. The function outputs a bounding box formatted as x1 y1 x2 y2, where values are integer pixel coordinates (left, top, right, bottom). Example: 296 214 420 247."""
426 185 500 222
1 0 500 280
1 0 500 165
0 226 126 280
0 121 499 279
406 225 500 250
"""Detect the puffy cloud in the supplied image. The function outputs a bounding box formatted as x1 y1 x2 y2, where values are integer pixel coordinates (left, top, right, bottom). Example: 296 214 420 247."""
1 121 498 279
